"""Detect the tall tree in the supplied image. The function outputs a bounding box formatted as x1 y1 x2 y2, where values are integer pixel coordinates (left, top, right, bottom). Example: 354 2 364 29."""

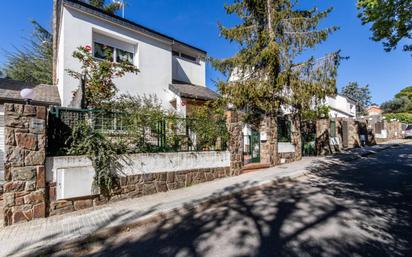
357 0 412 54
213 0 340 119
340 82 372 114
395 86 412 101
381 96 411 113
4 0 123 85
3 21 53 84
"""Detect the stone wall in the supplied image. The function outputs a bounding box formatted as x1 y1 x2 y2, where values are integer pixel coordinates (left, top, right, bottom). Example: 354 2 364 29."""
259 115 278 166
227 111 243 174
48 166 230 216
3 104 47 225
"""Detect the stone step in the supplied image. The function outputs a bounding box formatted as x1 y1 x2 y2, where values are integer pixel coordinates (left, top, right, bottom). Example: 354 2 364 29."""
240 163 271 174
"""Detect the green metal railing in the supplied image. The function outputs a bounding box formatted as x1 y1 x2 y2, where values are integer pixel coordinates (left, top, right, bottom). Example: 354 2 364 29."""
47 106 228 156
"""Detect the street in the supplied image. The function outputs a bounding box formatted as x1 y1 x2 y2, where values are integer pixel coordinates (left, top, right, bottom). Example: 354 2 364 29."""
37 143 412 257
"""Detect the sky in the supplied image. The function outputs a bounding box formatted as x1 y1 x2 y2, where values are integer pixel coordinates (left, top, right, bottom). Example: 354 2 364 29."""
0 0 411 105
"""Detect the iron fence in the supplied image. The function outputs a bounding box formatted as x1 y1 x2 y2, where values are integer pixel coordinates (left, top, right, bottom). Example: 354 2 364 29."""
47 106 228 156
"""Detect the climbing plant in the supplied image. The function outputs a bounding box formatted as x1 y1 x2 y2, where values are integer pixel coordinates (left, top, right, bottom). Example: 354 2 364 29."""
66 121 124 195
67 45 139 109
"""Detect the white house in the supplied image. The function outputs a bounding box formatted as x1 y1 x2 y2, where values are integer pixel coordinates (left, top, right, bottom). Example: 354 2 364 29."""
54 0 218 115
325 94 357 118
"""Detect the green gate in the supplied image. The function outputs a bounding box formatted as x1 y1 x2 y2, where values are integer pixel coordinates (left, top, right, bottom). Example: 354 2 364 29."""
301 121 317 156
250 130 261 163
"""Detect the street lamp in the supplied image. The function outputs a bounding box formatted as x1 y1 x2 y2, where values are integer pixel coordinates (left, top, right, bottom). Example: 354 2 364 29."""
20 88 35 105
113 0 125 18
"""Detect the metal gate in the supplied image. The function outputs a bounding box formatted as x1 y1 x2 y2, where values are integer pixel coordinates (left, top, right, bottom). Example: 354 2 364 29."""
301 121 317 156
244 130 261 164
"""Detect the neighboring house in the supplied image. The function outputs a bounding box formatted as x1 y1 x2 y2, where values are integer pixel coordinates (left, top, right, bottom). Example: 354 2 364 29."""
54 0 217 116
325 94 357 118
367 104 383 116
0 78 60 179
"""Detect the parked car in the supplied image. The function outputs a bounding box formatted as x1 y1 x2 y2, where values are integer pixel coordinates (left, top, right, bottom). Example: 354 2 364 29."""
405 124 412 138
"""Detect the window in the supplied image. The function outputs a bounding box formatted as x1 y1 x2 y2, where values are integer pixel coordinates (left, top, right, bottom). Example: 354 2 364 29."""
93 42 134 64
93 42 114 61
330 120 337 137
278 117 291 142
116 48 134 64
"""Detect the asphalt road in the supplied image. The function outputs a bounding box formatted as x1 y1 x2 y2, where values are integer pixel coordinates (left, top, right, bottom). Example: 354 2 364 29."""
40 143 412 257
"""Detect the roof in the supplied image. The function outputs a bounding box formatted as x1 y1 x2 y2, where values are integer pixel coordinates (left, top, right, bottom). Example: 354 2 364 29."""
63 0 207 55
0 78 61 106
169 81 220 101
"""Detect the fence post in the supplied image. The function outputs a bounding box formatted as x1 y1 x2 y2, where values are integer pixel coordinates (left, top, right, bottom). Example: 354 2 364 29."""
3 104 47 225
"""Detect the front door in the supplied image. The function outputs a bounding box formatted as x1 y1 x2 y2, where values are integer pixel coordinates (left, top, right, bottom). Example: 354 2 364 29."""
250 130 261 163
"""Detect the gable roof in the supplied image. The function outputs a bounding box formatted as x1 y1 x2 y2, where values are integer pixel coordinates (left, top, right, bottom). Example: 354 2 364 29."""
169 81 220 101
0 78 61 106
63 0 206 55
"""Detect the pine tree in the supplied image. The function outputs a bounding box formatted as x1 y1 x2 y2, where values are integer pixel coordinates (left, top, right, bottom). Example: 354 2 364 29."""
213 0 340 118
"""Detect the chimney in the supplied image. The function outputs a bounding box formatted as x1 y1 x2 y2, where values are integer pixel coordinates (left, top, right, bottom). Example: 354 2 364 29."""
52 0 62 85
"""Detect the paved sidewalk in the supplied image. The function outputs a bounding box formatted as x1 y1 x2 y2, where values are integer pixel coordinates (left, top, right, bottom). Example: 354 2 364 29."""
0 156 322 257
1 139 409 257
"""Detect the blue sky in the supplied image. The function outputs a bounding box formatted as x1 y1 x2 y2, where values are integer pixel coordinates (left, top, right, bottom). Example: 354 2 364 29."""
0 0 411 104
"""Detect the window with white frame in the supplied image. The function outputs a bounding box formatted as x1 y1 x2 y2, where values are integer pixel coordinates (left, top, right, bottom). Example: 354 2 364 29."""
93 42 134 64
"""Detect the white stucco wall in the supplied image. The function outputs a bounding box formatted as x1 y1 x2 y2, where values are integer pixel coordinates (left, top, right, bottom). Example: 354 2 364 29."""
57 7 177 109
46 151 230 183
326 95 357 118
172 57 206 86
278 142 295 153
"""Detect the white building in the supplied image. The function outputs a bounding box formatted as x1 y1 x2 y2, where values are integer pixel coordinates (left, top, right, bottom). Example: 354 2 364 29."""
54 0 218 115
325 94 357 118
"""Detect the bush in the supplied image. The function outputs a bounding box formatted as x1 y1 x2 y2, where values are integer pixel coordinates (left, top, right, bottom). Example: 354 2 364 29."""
384 113 412 123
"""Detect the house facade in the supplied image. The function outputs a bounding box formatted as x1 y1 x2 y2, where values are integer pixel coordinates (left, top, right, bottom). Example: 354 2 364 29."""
55 0 217 115
325 94 357 118
367 104 383 116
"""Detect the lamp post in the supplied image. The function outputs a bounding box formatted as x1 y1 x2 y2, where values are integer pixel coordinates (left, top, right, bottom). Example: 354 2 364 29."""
20 88 35 105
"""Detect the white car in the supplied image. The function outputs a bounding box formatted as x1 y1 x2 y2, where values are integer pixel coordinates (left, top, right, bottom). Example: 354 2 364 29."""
405 125 412 138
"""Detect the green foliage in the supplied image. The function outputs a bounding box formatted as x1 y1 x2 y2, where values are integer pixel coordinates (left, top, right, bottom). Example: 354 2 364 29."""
357 0 412 54
384 113 412 123
83 0 123 14
302 105 330 121
66 122 123 195
190 101 229 151
3 21 53 84
381 96 411 113
67 46 139 109
395 86 412 101
213 0 340 121
340 82 371 114
109 94 172 153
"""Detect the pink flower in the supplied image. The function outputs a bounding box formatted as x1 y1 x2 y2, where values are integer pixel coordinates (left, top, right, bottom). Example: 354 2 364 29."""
84 45 92 52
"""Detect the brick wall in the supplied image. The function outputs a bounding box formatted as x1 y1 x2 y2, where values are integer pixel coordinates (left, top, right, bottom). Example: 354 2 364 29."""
3 104 47 225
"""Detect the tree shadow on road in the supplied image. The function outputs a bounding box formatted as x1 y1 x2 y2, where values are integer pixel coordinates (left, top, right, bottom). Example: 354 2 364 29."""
29 144 412 257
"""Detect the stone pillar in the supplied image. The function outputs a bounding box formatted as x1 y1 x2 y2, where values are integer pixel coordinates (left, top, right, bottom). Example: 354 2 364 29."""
291 115 302 161
3 104 47 225
316 119 332 155
260 115 278 166
227 111 243 175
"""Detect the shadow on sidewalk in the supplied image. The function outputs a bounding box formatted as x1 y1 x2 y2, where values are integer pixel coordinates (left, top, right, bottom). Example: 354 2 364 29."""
17 144 412 257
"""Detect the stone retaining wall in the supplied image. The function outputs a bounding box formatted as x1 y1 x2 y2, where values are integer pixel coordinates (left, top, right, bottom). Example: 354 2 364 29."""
48 166 231 216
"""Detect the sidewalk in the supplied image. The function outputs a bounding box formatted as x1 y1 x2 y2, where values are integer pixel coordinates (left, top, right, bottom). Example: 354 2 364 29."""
0 156 322 257
0 139 409 257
